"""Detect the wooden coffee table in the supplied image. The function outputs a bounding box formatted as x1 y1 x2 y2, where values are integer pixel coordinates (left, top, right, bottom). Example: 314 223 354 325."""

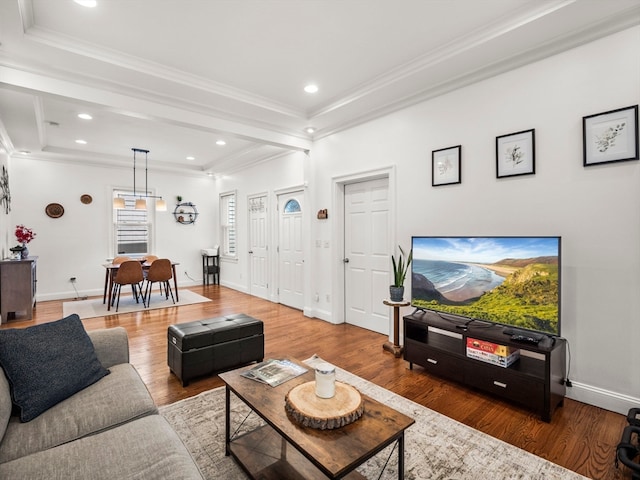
219 358 415 479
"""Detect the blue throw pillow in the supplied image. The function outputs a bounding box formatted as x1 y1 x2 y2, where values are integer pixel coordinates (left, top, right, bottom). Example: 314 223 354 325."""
0 314 110 422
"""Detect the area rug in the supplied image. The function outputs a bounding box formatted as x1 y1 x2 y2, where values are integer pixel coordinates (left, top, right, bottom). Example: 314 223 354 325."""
160 355 588 480
62 289 211 319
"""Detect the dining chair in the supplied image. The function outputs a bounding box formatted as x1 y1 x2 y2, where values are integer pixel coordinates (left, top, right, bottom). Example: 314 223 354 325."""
144 255 159 264
144 258 175 307
112 256 132 265
111 260 145 312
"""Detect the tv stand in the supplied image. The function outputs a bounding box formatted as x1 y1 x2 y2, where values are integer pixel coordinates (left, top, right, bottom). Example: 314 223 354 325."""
403 311 566 421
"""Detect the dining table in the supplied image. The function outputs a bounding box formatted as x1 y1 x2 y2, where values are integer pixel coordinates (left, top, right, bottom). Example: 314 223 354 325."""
102 260 180 311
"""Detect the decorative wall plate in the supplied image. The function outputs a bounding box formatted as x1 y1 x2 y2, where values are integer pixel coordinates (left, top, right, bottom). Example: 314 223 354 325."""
80 194 93 204
45 202 64 218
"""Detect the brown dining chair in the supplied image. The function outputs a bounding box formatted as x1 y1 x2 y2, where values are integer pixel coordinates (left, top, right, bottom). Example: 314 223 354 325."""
112 256 131 265
144 255 159 264
111 260 145 312
144 258 175 307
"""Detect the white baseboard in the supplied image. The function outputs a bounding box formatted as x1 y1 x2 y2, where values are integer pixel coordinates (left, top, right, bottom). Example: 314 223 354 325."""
566 381 639 415
304 307 332 322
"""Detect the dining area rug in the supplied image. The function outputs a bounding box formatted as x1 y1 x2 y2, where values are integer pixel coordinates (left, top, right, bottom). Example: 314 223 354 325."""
62 289 211 319
159 355 588 480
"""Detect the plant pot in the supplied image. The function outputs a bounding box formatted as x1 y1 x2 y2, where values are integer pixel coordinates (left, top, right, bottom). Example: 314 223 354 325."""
389 286 404 302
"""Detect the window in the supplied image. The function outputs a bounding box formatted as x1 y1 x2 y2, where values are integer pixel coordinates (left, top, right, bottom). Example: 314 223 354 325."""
283 198 301 213
220 191 237 257
113 190 151 256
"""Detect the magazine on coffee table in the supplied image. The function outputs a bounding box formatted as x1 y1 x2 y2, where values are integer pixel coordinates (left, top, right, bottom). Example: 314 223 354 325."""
241 359 308 387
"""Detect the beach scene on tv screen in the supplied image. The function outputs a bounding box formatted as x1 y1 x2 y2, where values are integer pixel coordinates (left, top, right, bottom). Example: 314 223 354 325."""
411 237 560 335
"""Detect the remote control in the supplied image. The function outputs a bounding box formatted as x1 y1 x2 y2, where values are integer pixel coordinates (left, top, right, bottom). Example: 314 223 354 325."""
510 334 541 345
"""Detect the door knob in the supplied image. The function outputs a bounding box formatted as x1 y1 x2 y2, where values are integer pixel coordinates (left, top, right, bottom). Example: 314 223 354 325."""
343 258 350 263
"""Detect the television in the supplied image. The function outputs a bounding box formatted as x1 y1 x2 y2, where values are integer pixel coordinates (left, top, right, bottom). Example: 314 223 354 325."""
411 236 561 337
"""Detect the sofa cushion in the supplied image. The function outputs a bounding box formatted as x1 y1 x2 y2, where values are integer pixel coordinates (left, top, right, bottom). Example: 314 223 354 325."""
0 369 10 443
0 415 204 480
0 314 109 422
0 363 158 464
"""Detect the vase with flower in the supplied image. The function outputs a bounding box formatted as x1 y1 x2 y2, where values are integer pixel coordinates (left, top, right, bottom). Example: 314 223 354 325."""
13 224 36 259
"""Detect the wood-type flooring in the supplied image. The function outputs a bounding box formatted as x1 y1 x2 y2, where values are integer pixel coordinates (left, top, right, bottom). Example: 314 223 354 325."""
1 285 630 479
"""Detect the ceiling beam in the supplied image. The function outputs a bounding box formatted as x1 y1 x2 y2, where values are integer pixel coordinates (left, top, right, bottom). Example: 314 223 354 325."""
0 65 312 153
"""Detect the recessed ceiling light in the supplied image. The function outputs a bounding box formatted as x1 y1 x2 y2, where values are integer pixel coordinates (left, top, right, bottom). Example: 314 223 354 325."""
75 139 87 144
78 113 92 120
305 127 316 134
18 150 30 155
304 84 319 94
216 140 226 146
74 0 97 7
186 156 195 161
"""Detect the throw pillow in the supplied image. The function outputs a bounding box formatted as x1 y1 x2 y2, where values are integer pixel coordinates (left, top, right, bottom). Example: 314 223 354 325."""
0 314 110 422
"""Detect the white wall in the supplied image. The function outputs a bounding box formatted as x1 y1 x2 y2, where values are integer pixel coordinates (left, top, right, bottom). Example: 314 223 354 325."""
9 157 216 299
308 26 640 414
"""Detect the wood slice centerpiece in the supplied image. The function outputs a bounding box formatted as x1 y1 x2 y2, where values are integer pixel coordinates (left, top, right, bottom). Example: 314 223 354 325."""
284 381 364 430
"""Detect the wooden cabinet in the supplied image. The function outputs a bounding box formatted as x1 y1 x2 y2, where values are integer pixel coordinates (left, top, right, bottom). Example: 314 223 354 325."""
0 257 37 323
404 310 566 421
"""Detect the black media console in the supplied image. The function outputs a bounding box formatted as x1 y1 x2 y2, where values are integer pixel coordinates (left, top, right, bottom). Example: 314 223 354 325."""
403 310 566 421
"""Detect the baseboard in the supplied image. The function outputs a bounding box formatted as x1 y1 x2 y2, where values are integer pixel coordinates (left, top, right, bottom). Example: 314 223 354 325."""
37 279 204 302
566 381 639 415
304 307 332 322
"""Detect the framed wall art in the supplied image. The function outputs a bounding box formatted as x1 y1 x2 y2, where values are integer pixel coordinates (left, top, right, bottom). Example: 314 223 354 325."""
496 129 535 178
583 105 639 166
432 145 461 186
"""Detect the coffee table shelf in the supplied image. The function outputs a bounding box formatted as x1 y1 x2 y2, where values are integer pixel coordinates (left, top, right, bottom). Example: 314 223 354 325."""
229 424 365 479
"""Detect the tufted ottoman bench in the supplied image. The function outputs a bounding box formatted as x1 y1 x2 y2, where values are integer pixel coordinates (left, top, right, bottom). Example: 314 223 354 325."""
167 314 264 386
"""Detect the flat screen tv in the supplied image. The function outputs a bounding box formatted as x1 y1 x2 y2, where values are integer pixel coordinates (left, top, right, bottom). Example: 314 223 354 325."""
411 236 561 337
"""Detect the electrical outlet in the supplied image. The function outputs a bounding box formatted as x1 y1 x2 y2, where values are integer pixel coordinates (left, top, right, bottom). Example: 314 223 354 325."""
69 277 77 283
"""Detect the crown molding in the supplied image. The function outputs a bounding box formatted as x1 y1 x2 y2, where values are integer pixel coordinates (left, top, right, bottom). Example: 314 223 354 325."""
20 22 305 120
313 8 640 138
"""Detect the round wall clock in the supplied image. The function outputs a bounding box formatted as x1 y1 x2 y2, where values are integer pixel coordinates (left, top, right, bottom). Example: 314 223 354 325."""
45 202 64 218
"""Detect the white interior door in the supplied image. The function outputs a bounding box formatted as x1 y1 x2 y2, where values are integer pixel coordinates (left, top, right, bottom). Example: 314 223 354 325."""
248 195 269 300
344 178 390 334
278 191 304 310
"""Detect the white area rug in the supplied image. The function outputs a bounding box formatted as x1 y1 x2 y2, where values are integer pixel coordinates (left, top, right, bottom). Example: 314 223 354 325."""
62 289 211 319
160 356 588 480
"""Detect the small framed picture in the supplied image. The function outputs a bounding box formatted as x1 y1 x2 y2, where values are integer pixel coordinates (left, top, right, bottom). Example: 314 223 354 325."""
583 105 639 166
432 145 461 186
496 129 535 178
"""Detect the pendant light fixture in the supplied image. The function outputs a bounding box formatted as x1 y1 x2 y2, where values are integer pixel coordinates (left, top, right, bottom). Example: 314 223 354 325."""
113 148 166 211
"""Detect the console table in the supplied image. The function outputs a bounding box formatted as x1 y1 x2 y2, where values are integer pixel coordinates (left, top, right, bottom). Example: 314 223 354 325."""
0 256 37 323
404 310 566 421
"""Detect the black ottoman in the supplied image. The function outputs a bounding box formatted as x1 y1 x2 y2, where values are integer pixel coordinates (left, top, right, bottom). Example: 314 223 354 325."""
168 314 264 386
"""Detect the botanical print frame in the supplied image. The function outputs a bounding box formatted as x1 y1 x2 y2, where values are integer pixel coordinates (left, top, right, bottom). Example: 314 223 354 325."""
1 165 10 214
583 105 639 166
432 145 461 186
496 129 535 178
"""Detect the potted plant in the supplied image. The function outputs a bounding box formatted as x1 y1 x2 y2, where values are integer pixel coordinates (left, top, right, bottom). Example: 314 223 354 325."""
390 245 412 302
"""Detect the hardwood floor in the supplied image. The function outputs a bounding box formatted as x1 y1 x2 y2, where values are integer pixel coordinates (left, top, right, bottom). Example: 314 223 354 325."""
2 285 631 479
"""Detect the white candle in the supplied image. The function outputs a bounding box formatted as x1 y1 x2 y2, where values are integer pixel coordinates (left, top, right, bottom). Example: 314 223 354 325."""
315 362 336 399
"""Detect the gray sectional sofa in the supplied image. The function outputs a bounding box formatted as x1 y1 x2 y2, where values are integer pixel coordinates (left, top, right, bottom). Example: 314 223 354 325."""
0 326 204 479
